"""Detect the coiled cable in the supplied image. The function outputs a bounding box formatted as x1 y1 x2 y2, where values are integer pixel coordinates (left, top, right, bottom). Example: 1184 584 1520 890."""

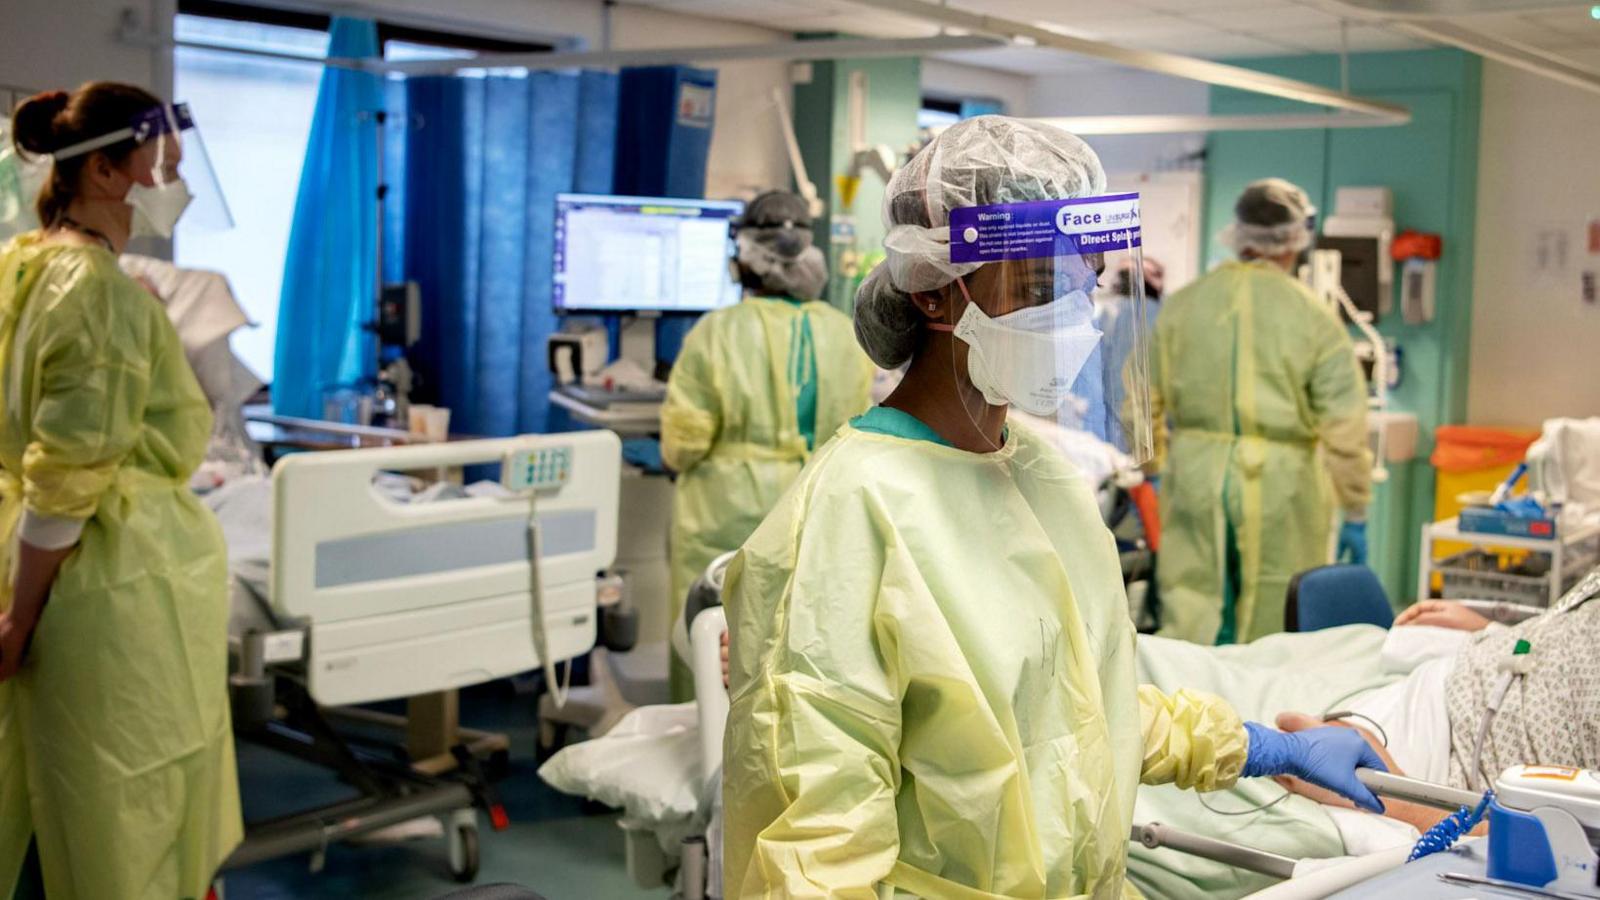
1407 790 1492 862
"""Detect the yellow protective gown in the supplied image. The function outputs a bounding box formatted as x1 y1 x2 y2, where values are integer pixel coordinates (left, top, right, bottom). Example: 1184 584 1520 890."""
1151 260 1371 645
723 412 1247 899
0 234 242 900
661 296 872 699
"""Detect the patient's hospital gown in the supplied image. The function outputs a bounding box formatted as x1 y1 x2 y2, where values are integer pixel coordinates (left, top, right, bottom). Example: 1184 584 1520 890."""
1446 597 1600 789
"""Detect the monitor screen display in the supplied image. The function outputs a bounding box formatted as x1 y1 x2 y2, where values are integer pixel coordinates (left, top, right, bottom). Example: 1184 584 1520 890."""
554 193 744 314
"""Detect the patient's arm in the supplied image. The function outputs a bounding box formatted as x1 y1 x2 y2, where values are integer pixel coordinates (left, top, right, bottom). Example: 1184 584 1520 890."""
1394 600 1491 632
1273 712 1487 838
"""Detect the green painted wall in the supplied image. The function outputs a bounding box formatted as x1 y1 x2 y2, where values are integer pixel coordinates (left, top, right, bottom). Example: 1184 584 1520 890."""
792 48 922 310
1204 49 1482 604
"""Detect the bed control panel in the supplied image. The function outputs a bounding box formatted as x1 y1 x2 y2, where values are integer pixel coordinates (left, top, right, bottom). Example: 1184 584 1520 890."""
502 445 574 494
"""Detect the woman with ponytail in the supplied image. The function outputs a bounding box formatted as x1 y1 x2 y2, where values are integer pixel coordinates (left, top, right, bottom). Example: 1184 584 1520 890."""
0 83 241 900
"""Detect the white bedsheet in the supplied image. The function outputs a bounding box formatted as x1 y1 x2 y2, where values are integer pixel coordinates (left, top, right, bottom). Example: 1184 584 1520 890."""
1341 625 1472 786
204 475 274 633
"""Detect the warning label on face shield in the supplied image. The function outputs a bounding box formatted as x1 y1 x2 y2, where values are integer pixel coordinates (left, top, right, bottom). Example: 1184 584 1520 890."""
948 193 1141 264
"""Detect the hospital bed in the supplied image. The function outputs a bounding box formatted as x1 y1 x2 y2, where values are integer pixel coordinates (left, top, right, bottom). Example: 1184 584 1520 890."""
221 431 622 882
1141 763 1600 900
1133 570 1592 900
542 550 1579 897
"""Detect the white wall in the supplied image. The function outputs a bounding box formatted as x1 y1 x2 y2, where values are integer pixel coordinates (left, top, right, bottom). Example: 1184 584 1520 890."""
922 58 1032 117
1027 66 1208 175
1467 61 1600 427
0 0 174 100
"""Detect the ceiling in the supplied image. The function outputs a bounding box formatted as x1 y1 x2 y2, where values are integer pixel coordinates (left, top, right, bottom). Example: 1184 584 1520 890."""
629 0 1600 76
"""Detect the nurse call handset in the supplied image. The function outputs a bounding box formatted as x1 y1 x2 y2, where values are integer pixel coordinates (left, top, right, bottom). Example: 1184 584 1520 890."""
502 442 577 710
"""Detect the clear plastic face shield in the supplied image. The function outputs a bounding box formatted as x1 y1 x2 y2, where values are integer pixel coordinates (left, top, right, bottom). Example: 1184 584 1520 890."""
930 192 1153 468
0 136 48 241
50 103 232 236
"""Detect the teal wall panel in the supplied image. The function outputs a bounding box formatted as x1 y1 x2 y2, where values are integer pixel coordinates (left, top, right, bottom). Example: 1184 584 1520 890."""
792 43 922 311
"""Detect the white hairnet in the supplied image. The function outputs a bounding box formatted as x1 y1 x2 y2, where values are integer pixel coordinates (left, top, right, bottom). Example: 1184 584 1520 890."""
853 115 1108 368
1219 177 1317 258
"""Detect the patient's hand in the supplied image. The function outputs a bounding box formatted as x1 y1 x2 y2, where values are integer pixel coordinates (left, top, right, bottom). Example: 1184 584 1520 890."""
1272 711 1485 837
1271 711 1401 810
721 629 730 690
1394 600 1490 632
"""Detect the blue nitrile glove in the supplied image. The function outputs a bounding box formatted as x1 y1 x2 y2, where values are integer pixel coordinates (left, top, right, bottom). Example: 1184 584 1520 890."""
1242 721 1387 813
1337 520 1368 565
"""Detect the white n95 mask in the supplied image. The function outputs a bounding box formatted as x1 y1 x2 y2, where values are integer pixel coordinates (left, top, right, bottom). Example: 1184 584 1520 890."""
941 287 1103 416
126 178 194 239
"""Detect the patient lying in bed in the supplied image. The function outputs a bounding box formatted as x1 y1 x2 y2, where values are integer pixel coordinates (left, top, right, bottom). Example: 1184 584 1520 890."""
1129 586 1600 899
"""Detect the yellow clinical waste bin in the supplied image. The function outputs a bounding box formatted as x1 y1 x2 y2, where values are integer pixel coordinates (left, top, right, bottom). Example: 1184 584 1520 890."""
1431 426 1541 520
1427 425 1541 588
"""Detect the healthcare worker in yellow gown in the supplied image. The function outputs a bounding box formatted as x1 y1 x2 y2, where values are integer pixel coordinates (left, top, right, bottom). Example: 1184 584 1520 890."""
1152 178 1372 646
661 190 873 699
722 117 1388 899
0 84 242 899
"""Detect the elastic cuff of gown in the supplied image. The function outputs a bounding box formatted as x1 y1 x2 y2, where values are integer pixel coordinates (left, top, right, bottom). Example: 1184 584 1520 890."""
19 509 86 550
1240 721 1279 779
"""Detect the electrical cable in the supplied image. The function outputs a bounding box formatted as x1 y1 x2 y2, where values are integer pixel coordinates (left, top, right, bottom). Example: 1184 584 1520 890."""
528 500 573 709
1321 710 1389 749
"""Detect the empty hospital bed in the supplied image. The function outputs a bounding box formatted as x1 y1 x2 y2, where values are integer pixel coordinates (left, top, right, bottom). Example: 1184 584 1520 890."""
221 431 622 882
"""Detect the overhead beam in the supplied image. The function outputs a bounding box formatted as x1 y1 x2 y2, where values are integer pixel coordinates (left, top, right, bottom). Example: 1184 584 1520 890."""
120 25 1006 76
1034 113 1419 135
368 34 1004 75
1374 19 1600 96
1316 0 1600 97
1322 0 1590 19
840 0 1410 125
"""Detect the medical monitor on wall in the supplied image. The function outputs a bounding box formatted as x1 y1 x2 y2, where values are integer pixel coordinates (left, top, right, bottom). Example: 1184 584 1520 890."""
554 193 744 314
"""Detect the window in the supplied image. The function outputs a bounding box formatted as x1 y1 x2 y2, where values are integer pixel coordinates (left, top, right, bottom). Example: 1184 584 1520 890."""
174 13 323 381
172 1 548 381
919 94 1006 133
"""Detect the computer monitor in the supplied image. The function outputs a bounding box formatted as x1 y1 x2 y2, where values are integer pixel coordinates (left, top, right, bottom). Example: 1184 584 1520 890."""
554 193 745 314
1316 235 1383 324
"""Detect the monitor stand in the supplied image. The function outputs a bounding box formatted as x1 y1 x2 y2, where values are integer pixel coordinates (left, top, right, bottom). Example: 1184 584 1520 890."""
619 313 659 373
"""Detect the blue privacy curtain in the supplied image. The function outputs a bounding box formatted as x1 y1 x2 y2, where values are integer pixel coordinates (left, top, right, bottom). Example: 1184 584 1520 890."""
401 71 618 436
272 17 382 417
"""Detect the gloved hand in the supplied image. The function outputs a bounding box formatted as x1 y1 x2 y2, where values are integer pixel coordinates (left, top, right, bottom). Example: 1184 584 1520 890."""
1242 721 1387 813
1337 520 1368 565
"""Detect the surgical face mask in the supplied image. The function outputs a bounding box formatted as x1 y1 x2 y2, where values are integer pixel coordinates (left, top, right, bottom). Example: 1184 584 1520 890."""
939 282 1103 416
125 178 193 238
